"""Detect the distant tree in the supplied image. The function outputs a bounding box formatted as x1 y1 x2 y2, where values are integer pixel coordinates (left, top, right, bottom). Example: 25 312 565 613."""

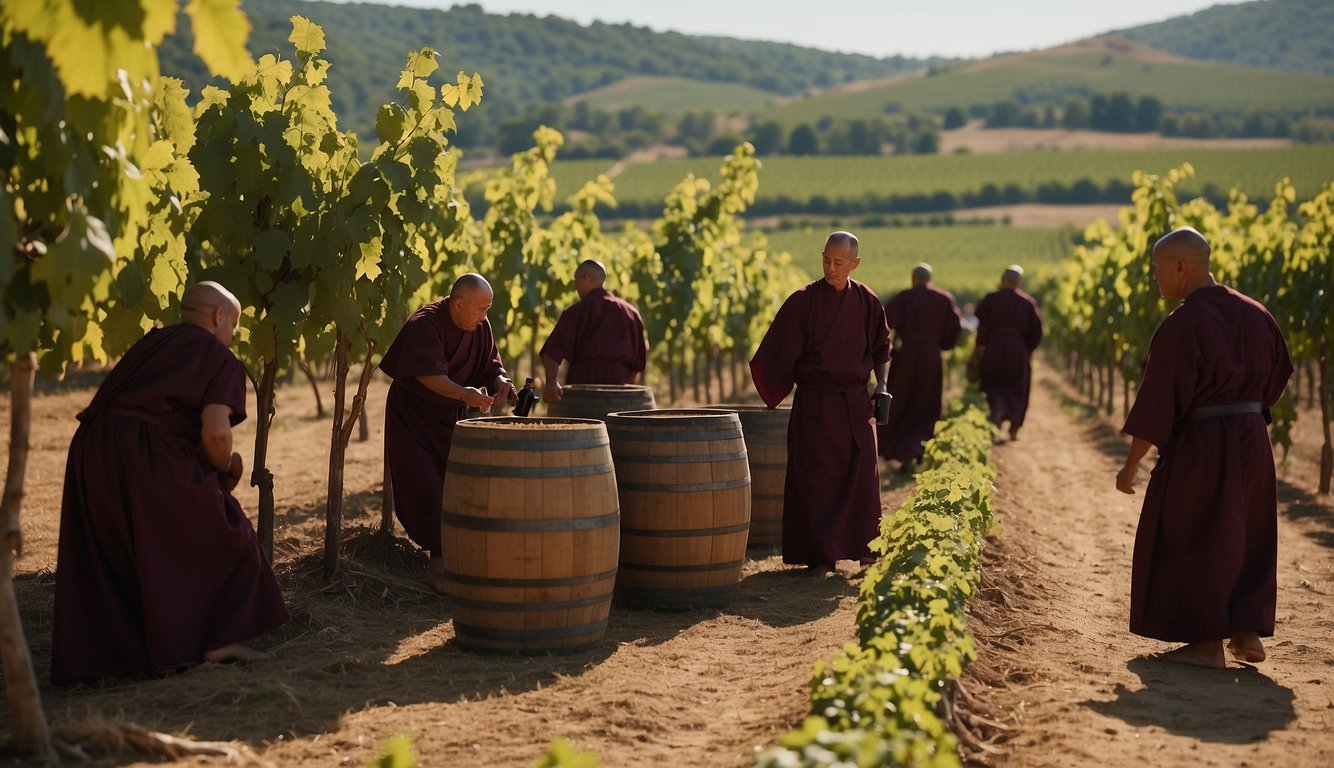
987 100 1021 128
1160 114 1181 136
846 120 881 154
1240 110 1267 137
750 121 786 155
1089 94 1109 129
1105 93 1135 132
707 134 745 155
911 129 940 155
943 107 967 130
1134 96 1163 132
789 124 820 155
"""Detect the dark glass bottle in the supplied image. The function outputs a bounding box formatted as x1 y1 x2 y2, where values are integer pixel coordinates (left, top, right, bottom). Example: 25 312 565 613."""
515 377 539 417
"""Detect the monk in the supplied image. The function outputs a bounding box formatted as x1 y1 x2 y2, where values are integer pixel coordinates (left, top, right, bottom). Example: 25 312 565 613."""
539 259 648 403
750 231 891 573
1116 227 1292 668
972 265 1042 440
52 282 288 684
877 263 962 473
381 273 514 593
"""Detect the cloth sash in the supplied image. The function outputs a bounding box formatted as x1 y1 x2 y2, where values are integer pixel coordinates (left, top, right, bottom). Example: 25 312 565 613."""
1186 401 1261 421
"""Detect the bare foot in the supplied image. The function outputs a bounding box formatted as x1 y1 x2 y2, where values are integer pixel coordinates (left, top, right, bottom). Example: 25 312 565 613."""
1228 632 1266 663
426 557 450 595
203 643 273 664
1008 427 1020 441
1153 641 1227 668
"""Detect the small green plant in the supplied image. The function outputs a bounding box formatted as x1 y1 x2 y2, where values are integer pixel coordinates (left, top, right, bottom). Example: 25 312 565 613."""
370 734 417 768
533 738 601 768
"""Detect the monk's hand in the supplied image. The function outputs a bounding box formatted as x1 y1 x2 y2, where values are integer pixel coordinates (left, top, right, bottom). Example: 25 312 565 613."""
1116 462 1138 495
544 381 563 403
461 386 493 412
494 376 516 407
223 452 244 491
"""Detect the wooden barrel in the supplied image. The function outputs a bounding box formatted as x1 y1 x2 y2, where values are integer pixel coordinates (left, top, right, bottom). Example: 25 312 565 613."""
605 409 750 609
545 384 656 422
706 404 790 550
441 417 619 653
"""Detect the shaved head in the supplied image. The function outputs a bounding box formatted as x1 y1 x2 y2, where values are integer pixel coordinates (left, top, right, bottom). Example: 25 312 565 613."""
575 260 606 284
448 272 494 331
826 231 859 254
1001 265 1024 289
1153 226 1211 269
911 263 932 285
450 272 493 301
181 281 241 344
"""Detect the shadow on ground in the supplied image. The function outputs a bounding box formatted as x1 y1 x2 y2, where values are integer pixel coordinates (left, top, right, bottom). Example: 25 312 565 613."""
1083 656 1296 743
1278 479 1334 550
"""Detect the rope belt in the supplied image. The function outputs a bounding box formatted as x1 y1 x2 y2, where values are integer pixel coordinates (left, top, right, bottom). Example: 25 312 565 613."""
1187 402 1261 421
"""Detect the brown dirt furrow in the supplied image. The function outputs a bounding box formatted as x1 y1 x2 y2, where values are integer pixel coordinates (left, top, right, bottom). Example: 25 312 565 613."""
966 361 1334 768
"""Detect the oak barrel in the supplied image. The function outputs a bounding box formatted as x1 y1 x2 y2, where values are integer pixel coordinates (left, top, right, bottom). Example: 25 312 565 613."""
604 409 750 609
545 384 656 422
706 404 790 550
441 417 619 653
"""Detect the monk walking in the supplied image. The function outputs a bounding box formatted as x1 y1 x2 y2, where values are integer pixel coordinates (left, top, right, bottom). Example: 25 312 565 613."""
540 259 648 402
877 263 962 473
381 274 515 593
972 265 1042 440
750 231 891 573
52 282 288 684
1116 227 1292 668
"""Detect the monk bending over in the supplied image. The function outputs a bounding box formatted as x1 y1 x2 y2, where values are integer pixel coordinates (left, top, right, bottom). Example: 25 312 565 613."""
52 282 289 684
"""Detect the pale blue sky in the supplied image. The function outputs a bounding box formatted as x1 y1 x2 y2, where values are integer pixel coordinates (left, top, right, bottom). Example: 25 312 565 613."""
338 0 1248 58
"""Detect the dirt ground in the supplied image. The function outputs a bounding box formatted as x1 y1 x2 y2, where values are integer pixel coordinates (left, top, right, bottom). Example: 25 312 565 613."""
0 371 916 766
4 359 1331 766
962 362 1334 767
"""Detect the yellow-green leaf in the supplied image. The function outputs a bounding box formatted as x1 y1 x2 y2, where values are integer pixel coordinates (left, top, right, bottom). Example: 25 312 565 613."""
186 0 253 82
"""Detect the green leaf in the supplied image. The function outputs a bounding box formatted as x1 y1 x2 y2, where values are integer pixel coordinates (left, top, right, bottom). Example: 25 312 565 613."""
185 0 253 82
375 104 409 146
253 230 291 272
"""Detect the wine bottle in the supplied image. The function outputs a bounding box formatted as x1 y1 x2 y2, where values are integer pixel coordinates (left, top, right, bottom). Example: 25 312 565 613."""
515 377 539 417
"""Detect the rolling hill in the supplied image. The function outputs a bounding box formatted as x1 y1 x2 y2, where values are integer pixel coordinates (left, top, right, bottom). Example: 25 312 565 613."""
753 36 1334 130
1117 0 1334 76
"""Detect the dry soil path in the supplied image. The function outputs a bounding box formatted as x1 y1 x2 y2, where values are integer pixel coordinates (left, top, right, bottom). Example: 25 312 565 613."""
967 362 1334 768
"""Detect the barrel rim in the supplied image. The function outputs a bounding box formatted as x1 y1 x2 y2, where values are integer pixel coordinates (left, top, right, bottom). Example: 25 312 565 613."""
456 415 608 429
606 408 740 422
703 403 793 413
558 384 655 394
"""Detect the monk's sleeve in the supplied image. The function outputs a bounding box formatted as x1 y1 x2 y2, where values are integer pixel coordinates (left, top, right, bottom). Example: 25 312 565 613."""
202 353 249 426
940 295 962 351
749 292 804 408
884 294 903 333
1263 313 1294 412
538 304 577 365
975 297 992 347
630 308 648 374
867 291 890 366
1025 299 1044 352
1122 318 1193 449
380 311 450 380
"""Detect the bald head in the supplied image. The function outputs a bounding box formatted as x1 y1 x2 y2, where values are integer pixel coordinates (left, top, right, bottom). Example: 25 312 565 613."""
1001 265 1024 289
448 272 494 331
911 263 932 286
181 281 241 345
1153 227 1211 270
826 231 859 254
574 259 606 299
1151 227 1215 300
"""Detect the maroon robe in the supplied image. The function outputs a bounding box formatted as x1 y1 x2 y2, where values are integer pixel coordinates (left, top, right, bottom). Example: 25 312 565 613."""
381 301 507 558
52 324 288 685
539 287 647 384
975 287 1043 427
750 278 891 568
877 284 962 461
1122 285 1292 642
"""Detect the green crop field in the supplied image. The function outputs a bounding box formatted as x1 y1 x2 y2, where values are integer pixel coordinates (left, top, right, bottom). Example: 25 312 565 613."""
551 146 1334 213
755 48 1334 129
570 76 777 113
762 224 1076 303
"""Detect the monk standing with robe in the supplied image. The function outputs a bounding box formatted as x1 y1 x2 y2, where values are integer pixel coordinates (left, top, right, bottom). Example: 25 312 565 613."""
1116 227 1292 668
750 231 891 572
877 263 962 473
381 274 514 593
973 265 1042 440
52 282 288 684
540 259 648 403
